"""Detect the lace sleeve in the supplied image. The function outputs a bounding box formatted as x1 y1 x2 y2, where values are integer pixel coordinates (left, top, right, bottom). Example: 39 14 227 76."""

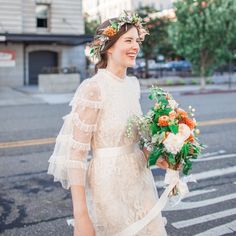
47 79 103 189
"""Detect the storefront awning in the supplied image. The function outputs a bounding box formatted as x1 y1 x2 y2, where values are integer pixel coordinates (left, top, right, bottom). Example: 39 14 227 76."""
0 33 93 45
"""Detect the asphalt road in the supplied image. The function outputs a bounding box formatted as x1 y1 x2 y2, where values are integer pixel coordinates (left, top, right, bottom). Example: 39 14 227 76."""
0 90 236 236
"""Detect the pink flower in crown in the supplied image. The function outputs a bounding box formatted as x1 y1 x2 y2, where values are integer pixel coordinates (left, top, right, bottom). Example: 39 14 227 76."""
144 17 150 22
139 28 149 41
201 1 207 8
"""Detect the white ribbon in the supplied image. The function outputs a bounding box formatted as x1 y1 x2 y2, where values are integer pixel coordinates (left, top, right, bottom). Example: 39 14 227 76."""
164 168 197 206
115 169 196 236
93 143 139 158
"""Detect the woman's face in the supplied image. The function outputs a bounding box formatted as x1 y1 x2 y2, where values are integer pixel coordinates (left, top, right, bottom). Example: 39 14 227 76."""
107 26 140 68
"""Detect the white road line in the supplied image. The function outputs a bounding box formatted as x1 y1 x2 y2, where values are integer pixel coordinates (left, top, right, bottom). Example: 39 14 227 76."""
172 208 236 229
199 150 226 158
194 165 236 181
156 165 236 187
193 153 236 162
164 192 236 211
184 188 216 199
193 219 236 236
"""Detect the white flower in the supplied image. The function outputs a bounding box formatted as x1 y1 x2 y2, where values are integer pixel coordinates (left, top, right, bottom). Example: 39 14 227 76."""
151 132 165 144
151 134 159 143
168 99 178 110
178 124 191 140
147 110 154 116
163 133 185 155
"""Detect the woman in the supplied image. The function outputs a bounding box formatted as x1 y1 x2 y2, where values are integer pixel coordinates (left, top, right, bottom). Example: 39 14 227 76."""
48 11 170 236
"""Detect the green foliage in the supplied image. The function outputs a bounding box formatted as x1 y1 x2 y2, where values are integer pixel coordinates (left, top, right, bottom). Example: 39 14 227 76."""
150 122 158 135
169 0 236 87
169 124 178 134
136 6 175 77
168 153 176 165
181 143 190 159
148 147 162 167
84 17 100 35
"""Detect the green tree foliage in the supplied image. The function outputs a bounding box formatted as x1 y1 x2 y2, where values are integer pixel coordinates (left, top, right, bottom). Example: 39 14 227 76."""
84 15 100 35
136 6 174 78
169 0 236 89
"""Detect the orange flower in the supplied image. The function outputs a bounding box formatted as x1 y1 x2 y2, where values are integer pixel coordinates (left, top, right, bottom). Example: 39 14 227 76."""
183 117 196 130
189 146 195 154
158 115 169 126
103 26 117 37
187 133 195 143
176 108 188 118
169 111 177 120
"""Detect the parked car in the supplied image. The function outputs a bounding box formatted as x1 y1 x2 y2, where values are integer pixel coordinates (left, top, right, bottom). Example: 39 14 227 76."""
162 60 192 71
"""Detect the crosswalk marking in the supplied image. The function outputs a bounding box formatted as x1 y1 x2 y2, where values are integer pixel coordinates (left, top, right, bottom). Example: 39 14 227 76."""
193 165 236 180
157 152 236 235
193 220 236 236
172 208 236 229
193 153 236 162
199 150 226 158
184 188 216 199
156 165 236 187
164 192 236 211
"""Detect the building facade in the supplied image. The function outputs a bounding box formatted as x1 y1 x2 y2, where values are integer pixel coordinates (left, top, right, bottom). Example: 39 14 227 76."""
83 0 176 22
0 0 91 87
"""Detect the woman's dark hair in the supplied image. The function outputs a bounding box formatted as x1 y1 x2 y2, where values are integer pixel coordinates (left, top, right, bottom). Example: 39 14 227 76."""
94 18 135 73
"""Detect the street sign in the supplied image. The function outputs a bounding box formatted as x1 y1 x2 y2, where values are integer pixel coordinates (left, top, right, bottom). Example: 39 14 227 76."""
0 49 16 67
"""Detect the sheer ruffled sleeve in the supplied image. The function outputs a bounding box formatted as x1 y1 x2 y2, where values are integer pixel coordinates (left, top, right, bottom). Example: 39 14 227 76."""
47 79 103 189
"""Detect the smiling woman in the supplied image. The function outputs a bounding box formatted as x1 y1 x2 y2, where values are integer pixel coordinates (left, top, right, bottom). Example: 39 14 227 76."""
92 19 143 74
47 11 168 236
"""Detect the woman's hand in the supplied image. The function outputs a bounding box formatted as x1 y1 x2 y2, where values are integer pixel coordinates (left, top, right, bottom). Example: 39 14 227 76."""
156 157 169 169
142 147 181 171
156 157 182 171
74 214 95 236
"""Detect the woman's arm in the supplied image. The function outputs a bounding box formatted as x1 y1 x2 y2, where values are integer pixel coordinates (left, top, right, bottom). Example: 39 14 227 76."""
71 185 88 218
71 186 95 236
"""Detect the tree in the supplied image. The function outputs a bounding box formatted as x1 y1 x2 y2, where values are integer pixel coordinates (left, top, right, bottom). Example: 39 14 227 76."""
136 6 173 78
84 14 100 35
169 0 236 89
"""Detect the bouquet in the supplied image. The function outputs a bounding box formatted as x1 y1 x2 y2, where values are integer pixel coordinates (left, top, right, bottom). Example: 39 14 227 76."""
126 86 205 197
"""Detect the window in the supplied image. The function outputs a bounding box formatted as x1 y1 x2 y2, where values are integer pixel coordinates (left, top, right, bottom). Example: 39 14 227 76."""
36 4 49 29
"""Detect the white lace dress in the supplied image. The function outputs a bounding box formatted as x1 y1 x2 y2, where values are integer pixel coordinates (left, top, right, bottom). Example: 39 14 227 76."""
48 68 167 236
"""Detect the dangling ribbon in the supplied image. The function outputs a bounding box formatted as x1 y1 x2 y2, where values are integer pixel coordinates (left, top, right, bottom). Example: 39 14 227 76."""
115 169 197 236
164 168 197 206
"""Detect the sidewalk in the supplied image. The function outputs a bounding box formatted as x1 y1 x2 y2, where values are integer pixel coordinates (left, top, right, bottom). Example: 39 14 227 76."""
0 87 45 106
0 86 74 106
142 84 236 95
0 83 235 107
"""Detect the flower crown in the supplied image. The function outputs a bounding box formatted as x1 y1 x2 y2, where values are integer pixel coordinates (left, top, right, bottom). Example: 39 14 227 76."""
85 11 149 63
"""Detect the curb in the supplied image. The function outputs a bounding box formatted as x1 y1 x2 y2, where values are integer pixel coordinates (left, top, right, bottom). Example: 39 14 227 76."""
181 89 236 96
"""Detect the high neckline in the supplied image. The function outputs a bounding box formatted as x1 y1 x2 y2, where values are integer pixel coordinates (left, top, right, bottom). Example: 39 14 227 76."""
99 69 127 83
